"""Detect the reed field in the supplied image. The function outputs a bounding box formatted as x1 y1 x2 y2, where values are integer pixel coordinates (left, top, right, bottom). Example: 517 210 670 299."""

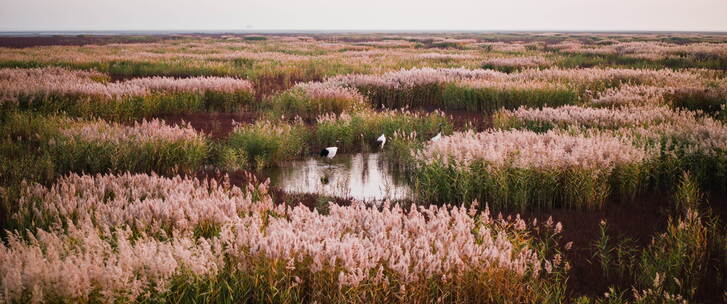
1 32 727 303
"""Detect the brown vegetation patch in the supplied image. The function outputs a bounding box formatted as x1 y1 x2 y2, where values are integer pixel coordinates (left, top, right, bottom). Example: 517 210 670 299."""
155 112 259 139
0 35 181 48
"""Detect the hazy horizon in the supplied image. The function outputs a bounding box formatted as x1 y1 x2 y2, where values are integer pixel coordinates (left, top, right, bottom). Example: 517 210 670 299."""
1 0 726 32
3 29 727 35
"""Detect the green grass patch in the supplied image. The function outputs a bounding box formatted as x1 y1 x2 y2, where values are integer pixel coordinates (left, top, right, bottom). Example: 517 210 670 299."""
5 91 254 121
314 110 451 152
225 120 310 169
441 84 579 112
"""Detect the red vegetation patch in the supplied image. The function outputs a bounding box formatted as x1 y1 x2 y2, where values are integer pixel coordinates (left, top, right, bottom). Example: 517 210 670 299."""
155 112 259 139
0 35 181 48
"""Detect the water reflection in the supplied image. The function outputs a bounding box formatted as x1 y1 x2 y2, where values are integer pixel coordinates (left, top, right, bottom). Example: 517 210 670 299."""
264 153 412 201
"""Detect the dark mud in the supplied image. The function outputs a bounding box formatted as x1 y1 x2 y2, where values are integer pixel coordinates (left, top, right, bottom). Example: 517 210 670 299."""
0 35 182 48
155 112 259 139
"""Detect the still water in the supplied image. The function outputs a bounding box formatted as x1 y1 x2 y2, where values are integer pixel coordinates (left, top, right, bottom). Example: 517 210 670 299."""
264 153 412 201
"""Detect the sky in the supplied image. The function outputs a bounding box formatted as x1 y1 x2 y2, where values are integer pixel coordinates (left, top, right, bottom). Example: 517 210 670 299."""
1 0 726 32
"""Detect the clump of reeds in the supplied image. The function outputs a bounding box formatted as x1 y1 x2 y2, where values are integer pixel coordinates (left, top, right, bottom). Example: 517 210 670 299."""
590 84 671 107
441 80 578 112
412 129 654 210
323 67 583 110
493 105 686 131
0 67 255 119
510 67 702 93
636 208 710 301
2 172 569 303
51 118 208 174
320 66 700 111
326 67 503 108
667 80 727 117
225 119 309 169
493 104 727 192
480 56 552 73
314 109 451 152
267 81 369 121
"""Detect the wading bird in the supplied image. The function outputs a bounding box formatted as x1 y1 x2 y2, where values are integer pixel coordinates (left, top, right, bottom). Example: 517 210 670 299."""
376 133 386 149
320 140 339 159
431 125 443 142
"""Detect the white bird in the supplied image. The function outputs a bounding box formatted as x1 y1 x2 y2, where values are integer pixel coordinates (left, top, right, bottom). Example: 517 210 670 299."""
319 146 338 159
431 123 444 142
376 133 386 148
320 140 340 159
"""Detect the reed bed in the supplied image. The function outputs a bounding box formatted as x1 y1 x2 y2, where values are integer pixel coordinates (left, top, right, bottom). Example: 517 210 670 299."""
267 81 369 121
224 120 309 169
11 172 267 235
0 39 490 87
480 56 552 72
668 80 727 116
622 120 727 191
52 119 208 174
320 66 706 111
552 41 727 70
412 129 654 210
314 109 452 152
0 113 70 193
326 67 503 109
590 84 671 107
0 221 223 303
494 105 687 131
0 36 723 98
493 105 727 191
326 67 578 110
441 80 578 112
3 33 727 303
0 67 255 119
510 67 703 93
2 172 568 303
555 41 727 61
590 82 727 116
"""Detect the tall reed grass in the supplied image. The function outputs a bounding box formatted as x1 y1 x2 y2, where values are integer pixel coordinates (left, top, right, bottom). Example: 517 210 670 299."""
321 66 702 111
327 67 503 109
668 81 727 117
494 105 727 192
590 85 671 107
441 80 578 112
325 67 580 110
314 109 452 152
480 56 552 72
494 105 685 131
225 119 309 169
510 67 702 93
0 68 255 119
412 129 654 210
52 119 208 174
267 82 369 121
2 172 569 303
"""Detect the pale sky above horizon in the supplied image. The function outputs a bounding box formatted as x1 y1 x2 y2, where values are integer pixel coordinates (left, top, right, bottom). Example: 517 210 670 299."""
1 0 726 32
